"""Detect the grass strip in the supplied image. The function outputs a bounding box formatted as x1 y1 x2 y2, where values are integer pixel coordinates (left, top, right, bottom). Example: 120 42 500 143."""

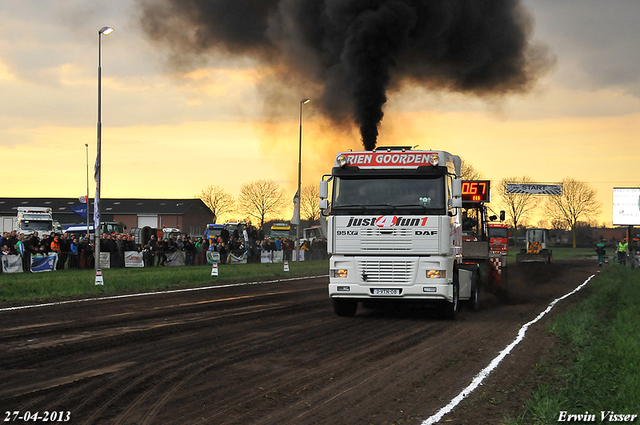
0 260 329 304
512 265 640 424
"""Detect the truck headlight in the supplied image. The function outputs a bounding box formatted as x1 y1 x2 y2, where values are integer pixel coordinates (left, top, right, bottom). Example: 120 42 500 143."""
337 154 348 167
331 269 348 278
426 270 446 279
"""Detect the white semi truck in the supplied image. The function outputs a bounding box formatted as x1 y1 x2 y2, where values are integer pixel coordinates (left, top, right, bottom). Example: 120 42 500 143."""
320 146 480 318
16 207 54 236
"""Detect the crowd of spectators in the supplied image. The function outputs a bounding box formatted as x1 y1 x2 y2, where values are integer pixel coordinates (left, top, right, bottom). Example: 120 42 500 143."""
1 225 328 273
1 230 96 271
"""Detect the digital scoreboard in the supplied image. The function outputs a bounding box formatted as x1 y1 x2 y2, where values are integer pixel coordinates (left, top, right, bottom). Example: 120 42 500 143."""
461 180 491 203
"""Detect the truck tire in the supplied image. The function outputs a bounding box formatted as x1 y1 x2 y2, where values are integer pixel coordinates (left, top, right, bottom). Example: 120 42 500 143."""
441 281 459 320
332 299 358 317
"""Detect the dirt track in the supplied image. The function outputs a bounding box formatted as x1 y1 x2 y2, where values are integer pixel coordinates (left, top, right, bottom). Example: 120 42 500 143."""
0 259 597 425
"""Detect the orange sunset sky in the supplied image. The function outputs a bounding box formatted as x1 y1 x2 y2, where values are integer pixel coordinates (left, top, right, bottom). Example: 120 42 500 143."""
1 1 639 226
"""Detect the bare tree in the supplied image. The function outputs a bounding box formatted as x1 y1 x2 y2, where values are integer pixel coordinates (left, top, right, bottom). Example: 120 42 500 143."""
300 184 320 222
496 176 538 246
238 179 287 228
460 158 484 180
543 178 601 248
197 185 234 224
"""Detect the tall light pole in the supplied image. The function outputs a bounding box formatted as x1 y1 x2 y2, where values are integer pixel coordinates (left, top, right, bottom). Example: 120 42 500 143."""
296 98 310 262
95 26 113 279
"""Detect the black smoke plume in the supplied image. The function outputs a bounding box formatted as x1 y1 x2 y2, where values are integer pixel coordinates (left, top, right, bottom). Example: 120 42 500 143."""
138 0 552 150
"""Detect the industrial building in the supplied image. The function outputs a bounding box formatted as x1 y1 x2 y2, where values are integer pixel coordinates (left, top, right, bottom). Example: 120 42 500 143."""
0 198 214 237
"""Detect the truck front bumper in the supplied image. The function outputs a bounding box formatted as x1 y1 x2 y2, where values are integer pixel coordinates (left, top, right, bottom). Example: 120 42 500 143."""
328 255 455 303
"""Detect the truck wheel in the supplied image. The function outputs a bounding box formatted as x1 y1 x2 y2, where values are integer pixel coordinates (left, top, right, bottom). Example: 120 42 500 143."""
442 281 459 320
332 299 358 317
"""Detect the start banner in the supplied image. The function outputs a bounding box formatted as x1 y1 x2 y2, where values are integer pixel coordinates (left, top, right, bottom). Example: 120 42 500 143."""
506 183 562 195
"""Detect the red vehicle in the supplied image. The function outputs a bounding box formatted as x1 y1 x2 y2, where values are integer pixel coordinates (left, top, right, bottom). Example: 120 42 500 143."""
459 181 508 293
488 223 509 255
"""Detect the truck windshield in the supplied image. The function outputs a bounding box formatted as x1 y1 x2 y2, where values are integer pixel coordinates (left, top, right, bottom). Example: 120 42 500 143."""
528 229 545 242
489 227 508 239
22 214 51 220
208 227 223 236
20 221 53 232
103 223 124 234
332 176 445 213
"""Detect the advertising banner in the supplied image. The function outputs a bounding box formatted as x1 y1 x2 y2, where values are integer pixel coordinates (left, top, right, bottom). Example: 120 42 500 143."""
166 251 186 267
206 251 220 265
31 254 58 272
99 252 110 269
1 255 23 273
229 251 247 264
272 251 284 263
261 250 272 263
613 188 640 226
341 151 438 168
124 251 144 268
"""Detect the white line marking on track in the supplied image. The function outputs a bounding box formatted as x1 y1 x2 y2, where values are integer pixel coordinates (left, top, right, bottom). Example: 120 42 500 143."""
421 274 596 425
0 275 329 313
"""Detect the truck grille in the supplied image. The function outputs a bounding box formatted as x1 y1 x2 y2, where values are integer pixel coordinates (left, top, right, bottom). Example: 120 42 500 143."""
359 228 413 251
357 260 417 285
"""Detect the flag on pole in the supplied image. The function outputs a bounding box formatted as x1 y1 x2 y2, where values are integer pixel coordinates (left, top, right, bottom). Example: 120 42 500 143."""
291 189 300 225
70 205 88 218
79 196 87 204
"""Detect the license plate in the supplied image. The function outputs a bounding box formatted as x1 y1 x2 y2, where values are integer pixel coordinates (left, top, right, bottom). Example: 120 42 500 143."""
373 288 401 295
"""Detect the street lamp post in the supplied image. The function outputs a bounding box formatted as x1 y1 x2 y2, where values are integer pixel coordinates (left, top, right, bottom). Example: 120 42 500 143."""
95 26 113 279
296 99 310 262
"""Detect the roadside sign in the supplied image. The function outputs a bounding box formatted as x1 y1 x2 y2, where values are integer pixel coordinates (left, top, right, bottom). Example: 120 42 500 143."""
95 269 104 286
284 261 289 272
211 263 218 277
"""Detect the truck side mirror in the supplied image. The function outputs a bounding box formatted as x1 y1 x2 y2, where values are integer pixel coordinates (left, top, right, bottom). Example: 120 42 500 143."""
500 211 506 221
319 199 328 210
452 178 462 198
450 198 462 208
319 181 328 199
